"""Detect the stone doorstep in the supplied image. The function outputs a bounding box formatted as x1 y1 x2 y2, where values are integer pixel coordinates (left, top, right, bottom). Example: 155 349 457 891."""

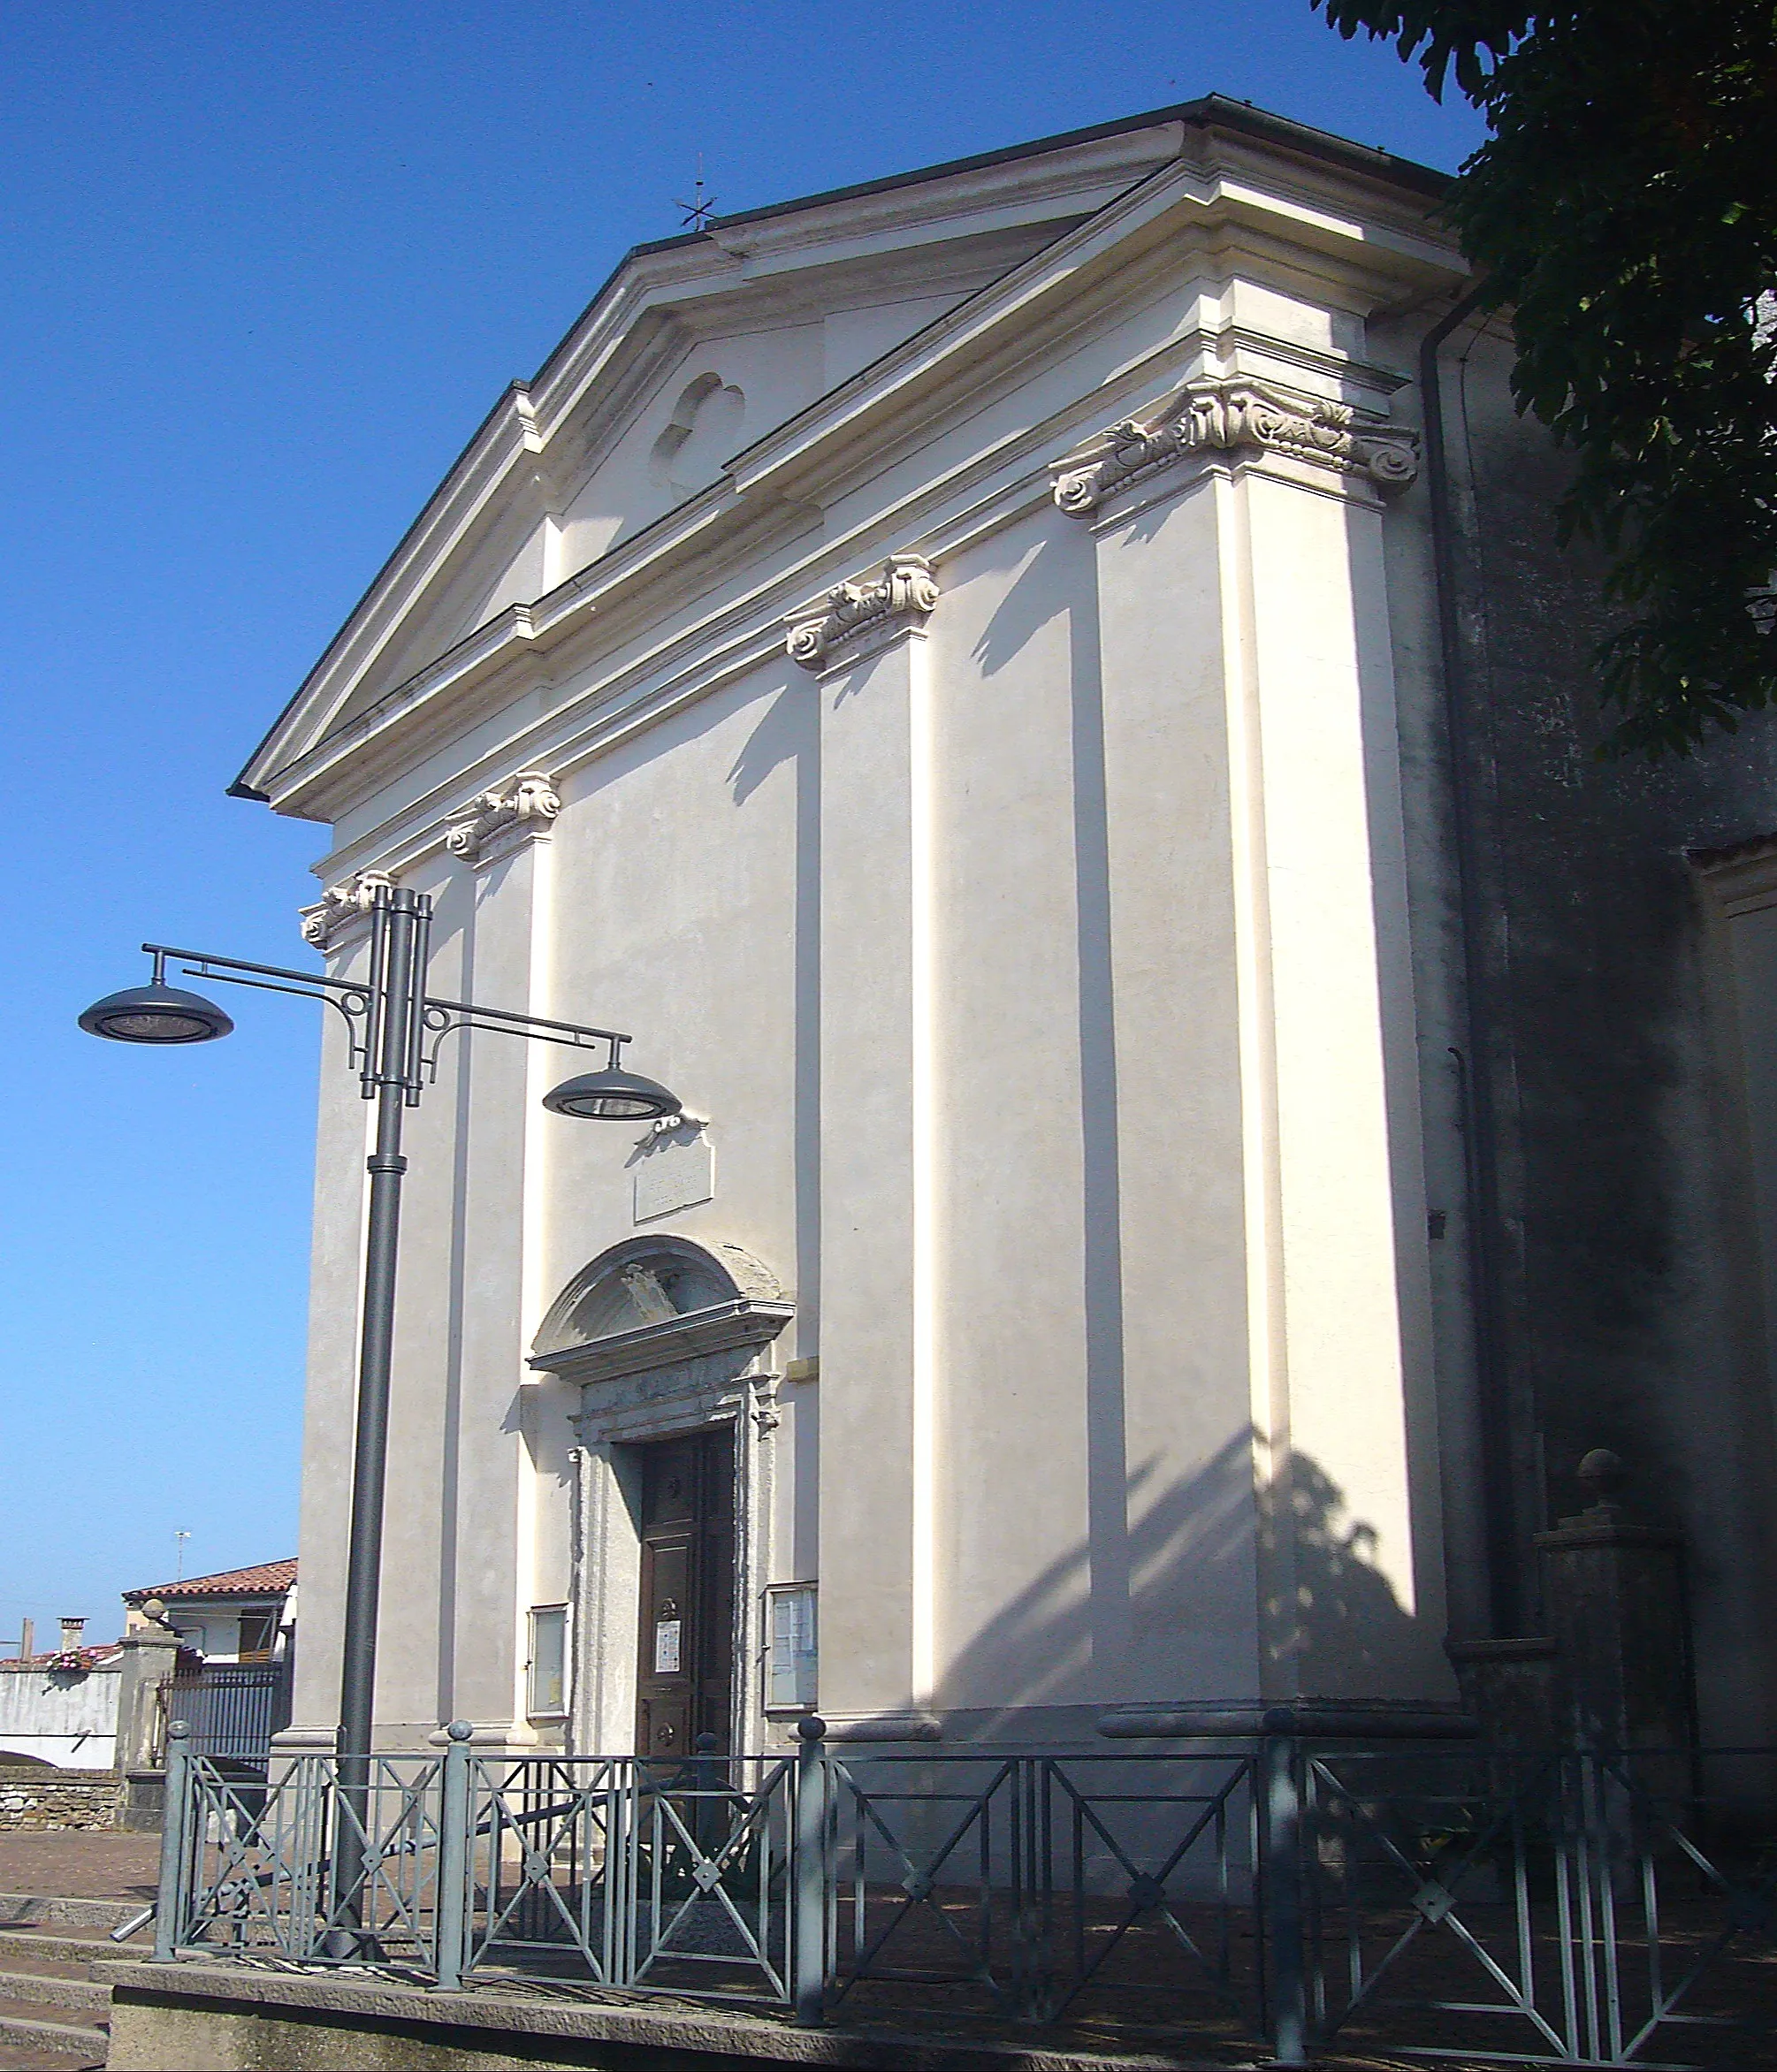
0 1901 137 2064
0 1976 107 2015
95 1960 1240 2072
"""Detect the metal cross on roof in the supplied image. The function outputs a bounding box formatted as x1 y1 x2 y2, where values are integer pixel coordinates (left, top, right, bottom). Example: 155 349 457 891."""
675 158 717 231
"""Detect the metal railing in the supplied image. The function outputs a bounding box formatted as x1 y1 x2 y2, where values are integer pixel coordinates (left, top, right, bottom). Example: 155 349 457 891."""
148 1720 1777 2067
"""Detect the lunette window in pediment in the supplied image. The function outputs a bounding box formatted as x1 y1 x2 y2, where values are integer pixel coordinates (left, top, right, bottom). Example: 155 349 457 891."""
649 372 746 499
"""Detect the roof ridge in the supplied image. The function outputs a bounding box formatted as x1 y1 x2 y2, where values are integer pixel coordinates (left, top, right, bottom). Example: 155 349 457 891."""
0 1644 124 1667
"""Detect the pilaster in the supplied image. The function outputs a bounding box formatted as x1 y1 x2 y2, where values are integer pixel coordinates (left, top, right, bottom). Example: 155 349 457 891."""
1055 380 1448 1707
792 555 940 1727
287 898 382 1745
433 805 558 1746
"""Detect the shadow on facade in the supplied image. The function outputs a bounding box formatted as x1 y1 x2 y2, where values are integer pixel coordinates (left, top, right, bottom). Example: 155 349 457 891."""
935 1428 1430 1726
726 674 807 807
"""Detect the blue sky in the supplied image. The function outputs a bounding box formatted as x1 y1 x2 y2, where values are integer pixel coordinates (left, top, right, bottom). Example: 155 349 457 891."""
0 3 1482 1648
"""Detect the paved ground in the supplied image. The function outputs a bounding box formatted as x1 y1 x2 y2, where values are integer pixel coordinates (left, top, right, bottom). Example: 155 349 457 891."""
0 1833 157 1906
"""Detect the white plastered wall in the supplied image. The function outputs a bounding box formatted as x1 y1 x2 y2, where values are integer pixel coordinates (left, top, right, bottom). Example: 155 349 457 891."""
279 171 1467 1753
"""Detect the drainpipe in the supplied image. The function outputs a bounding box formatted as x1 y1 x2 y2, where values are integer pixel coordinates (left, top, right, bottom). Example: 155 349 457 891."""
1419 286 1523 1637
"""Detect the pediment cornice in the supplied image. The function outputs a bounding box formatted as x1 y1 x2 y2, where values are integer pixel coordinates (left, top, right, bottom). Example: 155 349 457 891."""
529 1297 796 1385
241 110 1466 819
1689 834 1777 918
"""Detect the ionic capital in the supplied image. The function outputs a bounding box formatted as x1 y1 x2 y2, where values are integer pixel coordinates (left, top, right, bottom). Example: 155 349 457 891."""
786 553 940 673
445 769 561 868
299 870 395 952
1052 377 1420 515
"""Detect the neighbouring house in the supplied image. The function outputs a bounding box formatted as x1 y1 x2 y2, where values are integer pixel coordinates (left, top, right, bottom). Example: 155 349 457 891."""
225 95 1777 1767
122 1560 298 1666
0 1619 123 1769
0 1565 300 1785
116 1562 297 1784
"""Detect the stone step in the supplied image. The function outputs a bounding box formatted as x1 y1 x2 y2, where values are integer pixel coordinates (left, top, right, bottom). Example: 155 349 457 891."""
0 2007 106 2059
0 1931 141 1969
0 1978 106 2017
0 1897 138 1935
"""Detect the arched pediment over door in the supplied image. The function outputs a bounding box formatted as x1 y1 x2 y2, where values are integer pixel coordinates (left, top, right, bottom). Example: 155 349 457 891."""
528 1235 793 1384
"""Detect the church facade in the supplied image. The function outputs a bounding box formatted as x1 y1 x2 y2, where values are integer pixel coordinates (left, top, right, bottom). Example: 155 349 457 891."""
235 98 1777 1762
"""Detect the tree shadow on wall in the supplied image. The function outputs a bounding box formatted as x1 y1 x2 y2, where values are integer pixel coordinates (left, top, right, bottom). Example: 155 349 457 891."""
935 1428 1433 1725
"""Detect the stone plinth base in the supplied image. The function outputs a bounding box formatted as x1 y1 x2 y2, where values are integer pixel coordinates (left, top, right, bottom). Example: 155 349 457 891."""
119 1766 165 1832
1445 1637 1560 1746
99 1960 1224 2070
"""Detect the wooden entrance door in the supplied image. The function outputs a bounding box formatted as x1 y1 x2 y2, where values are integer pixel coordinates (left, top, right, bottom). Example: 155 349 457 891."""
634 1428 736 1758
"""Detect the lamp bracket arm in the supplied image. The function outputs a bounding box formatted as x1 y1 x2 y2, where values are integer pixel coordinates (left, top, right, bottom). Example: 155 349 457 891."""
183 970 371 1064
149 949 373 1070
415 1000 630 1087
142 943 369 996
419 994 631 1051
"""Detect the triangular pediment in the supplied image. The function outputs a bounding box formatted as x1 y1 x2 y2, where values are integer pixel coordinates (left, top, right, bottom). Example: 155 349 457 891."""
339 278 999 730
238 98 1456 816
237 118 1192 804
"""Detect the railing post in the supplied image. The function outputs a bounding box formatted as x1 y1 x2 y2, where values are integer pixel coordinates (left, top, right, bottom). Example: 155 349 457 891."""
1261 1729 1311 2068
793 1716 828 2027
431 1721 474 1992
690 1730 721 1866
152 1721 193 1963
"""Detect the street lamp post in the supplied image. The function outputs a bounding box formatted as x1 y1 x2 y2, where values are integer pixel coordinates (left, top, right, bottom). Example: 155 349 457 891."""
81 880 680 1951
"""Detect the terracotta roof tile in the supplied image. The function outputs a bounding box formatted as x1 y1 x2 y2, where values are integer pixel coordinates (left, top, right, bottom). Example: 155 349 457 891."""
123 1558 297 1604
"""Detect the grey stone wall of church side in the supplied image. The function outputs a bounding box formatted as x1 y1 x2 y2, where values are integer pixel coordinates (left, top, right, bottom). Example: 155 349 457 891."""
1438 322 1777 1746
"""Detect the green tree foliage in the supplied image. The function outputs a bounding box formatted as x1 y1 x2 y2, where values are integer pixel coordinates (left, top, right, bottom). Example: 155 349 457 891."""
1315 0 1777 753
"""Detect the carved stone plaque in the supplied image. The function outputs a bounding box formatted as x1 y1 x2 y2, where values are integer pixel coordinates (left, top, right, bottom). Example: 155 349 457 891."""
634 1131 714 1223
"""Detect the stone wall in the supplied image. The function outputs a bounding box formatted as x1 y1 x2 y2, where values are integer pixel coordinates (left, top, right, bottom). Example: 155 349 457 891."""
0 1766 120 1831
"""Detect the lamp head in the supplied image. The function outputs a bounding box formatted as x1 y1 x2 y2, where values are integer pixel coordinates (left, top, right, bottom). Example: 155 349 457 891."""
79 982 234 1045
542 1064 681 1122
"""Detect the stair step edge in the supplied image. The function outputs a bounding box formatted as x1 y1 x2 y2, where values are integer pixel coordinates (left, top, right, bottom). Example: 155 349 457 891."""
0 1931 143 1967
0 1974 110 2011
0 1894 141 1932
0 2009 110 2054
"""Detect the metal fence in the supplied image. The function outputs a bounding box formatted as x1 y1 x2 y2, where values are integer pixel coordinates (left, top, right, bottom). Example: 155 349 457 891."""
157 1664 291 1767
148 1721 1777 2068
